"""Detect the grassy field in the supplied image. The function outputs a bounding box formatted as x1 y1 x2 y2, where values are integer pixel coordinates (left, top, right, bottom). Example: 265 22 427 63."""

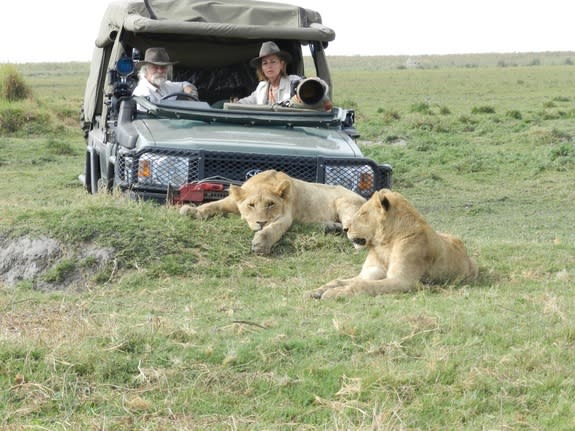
1 56 574 430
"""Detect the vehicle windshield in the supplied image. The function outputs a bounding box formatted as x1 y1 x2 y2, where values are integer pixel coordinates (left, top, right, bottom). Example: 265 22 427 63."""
133 96 347 128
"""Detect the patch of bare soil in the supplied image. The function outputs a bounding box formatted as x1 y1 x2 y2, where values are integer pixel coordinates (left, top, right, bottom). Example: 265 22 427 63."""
0 235 115 291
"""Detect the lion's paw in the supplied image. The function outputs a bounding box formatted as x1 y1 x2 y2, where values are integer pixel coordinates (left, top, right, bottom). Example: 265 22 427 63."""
251 232 273 255
318 286 352 299
308 279 349 299
307 288 327 299
179 204 198 217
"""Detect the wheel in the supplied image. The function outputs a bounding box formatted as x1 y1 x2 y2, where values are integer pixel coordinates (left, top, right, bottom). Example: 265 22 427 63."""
85 145 101 194
159 92 199 101
106 161 115 192
84 150 92 193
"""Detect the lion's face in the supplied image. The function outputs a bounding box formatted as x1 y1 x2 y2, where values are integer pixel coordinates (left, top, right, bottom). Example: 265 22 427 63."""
230 181 291 231
345 190 391 248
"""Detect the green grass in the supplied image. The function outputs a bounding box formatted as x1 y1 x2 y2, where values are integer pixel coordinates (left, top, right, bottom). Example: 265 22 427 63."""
1 58 574 430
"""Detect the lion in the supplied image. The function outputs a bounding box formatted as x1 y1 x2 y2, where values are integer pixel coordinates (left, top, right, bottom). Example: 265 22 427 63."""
309 189 478 299
180 170 366 255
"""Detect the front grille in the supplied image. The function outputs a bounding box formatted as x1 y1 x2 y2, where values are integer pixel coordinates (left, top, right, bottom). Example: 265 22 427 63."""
117 148 392 199
202 152 318 183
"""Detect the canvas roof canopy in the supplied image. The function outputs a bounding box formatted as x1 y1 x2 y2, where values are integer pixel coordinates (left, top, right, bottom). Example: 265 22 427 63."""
95 0 335 48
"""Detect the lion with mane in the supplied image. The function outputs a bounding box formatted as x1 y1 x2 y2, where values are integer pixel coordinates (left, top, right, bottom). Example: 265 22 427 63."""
309 189 478 299
180 170 366 255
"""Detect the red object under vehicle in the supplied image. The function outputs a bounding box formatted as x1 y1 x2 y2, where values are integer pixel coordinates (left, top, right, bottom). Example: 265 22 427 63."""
170 182 227 204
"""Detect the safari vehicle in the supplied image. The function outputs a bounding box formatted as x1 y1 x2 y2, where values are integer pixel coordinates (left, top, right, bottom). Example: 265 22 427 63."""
81 0 392 204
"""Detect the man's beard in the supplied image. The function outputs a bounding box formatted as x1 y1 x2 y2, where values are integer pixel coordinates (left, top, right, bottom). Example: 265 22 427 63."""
150 73 167 87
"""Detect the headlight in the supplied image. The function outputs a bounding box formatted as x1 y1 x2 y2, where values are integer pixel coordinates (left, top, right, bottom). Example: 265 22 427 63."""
137 154 189 186
325 165 374 196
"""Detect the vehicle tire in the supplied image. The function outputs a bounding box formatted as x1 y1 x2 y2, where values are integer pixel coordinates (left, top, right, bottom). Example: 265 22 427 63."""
86 145 101 194
104 161 114 193
84 150 93 193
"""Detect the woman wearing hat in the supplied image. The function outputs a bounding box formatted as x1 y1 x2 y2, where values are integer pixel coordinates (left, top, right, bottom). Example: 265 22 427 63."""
133 47 198 103
237 41 332 111
236 41 303 105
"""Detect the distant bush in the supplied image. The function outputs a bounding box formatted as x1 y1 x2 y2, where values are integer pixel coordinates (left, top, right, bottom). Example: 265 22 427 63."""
539 110 560 120
550 142 574 157
457 115 477 132
471 105 496 114
550 127 571 142
0 102 53 135
553 96 570 102
379 109 400 123
0 66 67 136
410 102 432 114
0 65 31 102
506 109 522 120
410 116 441 132
0 106 27 133
549 143 575 170
439 105 451 115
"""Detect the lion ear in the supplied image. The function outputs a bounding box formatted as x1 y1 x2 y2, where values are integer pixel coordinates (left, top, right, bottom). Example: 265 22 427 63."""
381 196 391 212
229 184 246 201
274 180 291 199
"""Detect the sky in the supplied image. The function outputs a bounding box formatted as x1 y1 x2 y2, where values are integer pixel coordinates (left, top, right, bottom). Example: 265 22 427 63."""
2 0 573 63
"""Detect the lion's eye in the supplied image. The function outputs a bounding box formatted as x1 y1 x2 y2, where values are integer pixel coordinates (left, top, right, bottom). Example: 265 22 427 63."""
266 202 275 209
248 202 255 208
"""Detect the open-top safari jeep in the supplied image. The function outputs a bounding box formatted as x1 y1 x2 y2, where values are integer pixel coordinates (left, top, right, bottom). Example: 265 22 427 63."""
81 0 392 204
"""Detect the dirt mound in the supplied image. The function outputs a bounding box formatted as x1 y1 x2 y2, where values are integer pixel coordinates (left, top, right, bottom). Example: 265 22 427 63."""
0 235 115 291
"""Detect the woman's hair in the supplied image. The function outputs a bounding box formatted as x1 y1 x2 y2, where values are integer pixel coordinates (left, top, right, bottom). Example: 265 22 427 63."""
255 55 287 81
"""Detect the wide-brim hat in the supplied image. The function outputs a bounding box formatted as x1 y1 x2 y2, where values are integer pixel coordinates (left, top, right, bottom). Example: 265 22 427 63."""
249 41 292 68
137 47 178 67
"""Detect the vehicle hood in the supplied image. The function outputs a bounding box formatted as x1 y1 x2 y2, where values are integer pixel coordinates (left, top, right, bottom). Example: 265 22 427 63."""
132 118 360 157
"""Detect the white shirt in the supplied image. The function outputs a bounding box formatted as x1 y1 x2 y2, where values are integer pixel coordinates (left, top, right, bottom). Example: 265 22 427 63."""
238 75 301 105
133 78 196 103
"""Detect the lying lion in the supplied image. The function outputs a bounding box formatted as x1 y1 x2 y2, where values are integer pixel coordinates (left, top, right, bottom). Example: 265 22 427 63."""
309 189 478 299
180 170 366 255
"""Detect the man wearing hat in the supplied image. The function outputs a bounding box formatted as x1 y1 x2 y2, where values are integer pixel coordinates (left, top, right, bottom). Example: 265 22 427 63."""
236 41 331 110
133 47 198 103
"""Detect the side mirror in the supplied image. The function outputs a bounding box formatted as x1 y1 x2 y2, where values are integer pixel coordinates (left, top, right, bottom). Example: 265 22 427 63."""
112 56 135 99
116 55 135 78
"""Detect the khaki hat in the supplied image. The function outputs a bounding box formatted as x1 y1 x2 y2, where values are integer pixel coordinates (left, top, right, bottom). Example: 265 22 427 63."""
138 47 178 66
249 41 292 68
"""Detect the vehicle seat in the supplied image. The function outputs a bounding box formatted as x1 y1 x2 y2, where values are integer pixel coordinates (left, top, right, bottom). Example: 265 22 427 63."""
174 62 258 105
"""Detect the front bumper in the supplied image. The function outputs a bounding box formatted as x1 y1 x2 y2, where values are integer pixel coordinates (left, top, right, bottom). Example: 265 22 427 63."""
117 148 392 202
